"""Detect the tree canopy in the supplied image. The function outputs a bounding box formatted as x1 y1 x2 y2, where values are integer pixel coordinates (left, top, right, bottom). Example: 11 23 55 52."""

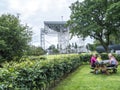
68 0 120 52
48 45 59 54
0 14 32 60
27 46 46 56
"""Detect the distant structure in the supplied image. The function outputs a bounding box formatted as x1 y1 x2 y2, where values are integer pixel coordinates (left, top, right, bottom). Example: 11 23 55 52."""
40 21 87 53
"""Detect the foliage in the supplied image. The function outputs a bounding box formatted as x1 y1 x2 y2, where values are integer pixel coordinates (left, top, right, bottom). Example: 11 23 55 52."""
86 40 101 51
48 45 59 54
86 43 96 51
0 54 81 89
26 46 46 56
0 14 32 61
0 53 120 89
106 1 120 44
68 0 120 52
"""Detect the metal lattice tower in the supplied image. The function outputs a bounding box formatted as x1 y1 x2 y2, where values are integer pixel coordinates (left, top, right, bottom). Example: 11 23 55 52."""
40 21 69 53
40 28 45 49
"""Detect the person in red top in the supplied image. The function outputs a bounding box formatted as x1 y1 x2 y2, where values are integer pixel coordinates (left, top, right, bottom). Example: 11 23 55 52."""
90 54 97 68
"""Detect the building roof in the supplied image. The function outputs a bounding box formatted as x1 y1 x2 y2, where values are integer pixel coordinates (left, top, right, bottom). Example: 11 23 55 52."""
44 21 67 32
44 21 66 25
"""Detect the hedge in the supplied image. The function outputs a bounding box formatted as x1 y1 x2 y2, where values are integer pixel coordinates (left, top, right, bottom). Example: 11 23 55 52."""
0 54 81 89
0 53 120 90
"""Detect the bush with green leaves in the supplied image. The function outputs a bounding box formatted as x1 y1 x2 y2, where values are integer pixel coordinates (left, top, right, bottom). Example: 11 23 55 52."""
0 53 120 89
0 54 81 89
26 46 46 56
0 14 32 61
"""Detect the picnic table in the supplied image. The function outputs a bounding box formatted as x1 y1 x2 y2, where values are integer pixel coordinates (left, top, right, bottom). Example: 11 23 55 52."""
100 60 109 63
99 60 109 64
92 60 118 74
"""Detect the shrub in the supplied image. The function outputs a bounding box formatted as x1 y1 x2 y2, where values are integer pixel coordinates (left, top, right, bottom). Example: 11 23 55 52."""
0 54 81 89
0 53 120 89
0 14 32 61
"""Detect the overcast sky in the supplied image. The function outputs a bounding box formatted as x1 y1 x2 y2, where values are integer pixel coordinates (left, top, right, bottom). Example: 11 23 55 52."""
1 0 93 48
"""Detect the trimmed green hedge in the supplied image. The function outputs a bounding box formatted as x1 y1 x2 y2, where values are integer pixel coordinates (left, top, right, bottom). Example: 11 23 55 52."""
0 54 81 89
0 53 120 89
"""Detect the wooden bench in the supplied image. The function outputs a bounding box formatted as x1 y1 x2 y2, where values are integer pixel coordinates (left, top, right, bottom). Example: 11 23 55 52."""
90 64 118 74
107 66 118 73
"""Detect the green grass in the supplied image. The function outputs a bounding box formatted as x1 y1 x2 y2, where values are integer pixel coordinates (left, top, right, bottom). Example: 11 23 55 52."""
54 65 120 90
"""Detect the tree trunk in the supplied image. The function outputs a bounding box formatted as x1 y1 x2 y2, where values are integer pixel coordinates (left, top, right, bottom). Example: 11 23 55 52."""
99 38 109 53
102 44 109 53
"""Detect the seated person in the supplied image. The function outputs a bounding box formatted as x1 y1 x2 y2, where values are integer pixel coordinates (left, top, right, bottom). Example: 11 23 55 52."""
90 54 97 68
107 53 118 67
96 55 102 63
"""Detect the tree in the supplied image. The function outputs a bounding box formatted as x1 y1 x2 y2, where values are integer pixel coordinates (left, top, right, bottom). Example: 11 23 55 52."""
66 44 71 53
0 14 32 60
86 40 101 51
48 45 59 54
106 1 120 43
86 43 95 51
57 44 59 50
72 43 74 48
74 42 78 53
48 45 56 50
109 35 120 44
27 46 46 56
68 0 120 52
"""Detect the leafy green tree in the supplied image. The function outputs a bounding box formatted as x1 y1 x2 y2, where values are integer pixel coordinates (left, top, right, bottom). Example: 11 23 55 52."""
68 0 120 52
67 44 71 49
106 1 120 43
0 14 32 60
48 45 56 50
66 44 71 53
57 44 59 50
86 40 101 51
86 43 95 51
72 43 74 48
74 43 78 53
27 46 46 56
48 45 59 54
52 48 59 54
109 35 120 44
74 43 78 49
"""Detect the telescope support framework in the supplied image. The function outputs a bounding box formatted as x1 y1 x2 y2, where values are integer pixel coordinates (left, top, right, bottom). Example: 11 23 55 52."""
40 21 69 53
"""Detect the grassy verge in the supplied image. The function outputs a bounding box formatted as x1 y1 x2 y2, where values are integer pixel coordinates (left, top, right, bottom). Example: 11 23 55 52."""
54 65 120 90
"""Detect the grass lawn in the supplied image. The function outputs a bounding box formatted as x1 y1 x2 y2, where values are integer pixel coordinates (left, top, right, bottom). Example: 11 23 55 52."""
54 65 120 90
